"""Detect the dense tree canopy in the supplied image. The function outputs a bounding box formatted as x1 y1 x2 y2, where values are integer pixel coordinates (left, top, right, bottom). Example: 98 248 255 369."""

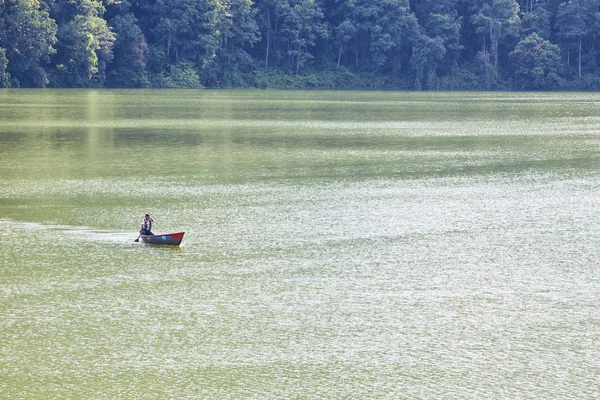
1 0 600 89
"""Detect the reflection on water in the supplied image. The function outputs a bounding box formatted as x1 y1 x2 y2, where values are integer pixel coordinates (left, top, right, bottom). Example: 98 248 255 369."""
1 90 600 398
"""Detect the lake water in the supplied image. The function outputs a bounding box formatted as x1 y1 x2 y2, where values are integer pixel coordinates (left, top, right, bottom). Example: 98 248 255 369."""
1 90 599 398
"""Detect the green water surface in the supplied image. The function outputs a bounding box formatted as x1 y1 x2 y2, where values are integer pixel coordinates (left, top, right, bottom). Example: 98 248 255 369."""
1 90 599 398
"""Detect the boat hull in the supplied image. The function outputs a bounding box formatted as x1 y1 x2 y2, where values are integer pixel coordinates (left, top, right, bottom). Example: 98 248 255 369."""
139 231 185 246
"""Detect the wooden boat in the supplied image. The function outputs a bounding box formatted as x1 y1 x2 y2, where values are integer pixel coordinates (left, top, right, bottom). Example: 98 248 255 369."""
139 231 185 246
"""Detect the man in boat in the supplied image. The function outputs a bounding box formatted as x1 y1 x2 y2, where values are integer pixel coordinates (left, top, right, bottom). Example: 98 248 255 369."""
140 213 154 235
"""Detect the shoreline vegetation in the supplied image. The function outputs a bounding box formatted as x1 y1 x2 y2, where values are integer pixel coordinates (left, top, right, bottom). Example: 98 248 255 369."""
1 0 600 91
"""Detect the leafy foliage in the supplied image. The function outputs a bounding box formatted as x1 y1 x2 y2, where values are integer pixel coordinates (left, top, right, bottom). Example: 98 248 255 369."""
150 62 203 88
510 32 561 89
0 0 57 86
105 13 148 87
51 0 115 87
1 0 600 88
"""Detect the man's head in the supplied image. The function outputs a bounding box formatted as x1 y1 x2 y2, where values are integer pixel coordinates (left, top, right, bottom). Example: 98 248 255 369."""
145 214 150 219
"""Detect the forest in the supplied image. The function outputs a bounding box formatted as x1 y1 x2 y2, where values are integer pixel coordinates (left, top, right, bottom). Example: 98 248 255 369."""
0 0 599 90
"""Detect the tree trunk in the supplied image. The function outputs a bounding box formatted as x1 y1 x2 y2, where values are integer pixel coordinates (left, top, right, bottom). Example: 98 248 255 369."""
166 38 171 64
414 67 423 90
296 42 301 74
489 24 498 78
265 11 271 68
578 36 582 78
337 45 343 68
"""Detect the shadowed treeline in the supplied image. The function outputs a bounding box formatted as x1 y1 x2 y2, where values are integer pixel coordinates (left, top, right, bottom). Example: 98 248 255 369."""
0 0 598 92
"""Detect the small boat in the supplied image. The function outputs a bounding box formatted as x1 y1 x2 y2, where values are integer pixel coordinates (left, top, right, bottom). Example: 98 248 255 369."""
139 231 185 246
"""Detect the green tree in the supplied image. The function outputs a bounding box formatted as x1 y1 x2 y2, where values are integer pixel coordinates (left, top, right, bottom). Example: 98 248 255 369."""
471 0 521 78
50 0 115 87
210 0 260 85
150 61 203 88
372 0 419 72
140 0 259 86
253 0 289 68
424 12 462 71
281 0 327 73
555 0 599 77
350 0 419 73
54 14 115 86
509 32 561 88
348 0 378 69
0 47 9 86
319 0 355 68
334 19 356 68
0 0 57 86
521 6 551 39
106 13 148 87
411 33 445 89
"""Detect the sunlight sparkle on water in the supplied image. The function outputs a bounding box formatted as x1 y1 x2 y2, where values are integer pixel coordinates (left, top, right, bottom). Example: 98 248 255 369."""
1 90 600 399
